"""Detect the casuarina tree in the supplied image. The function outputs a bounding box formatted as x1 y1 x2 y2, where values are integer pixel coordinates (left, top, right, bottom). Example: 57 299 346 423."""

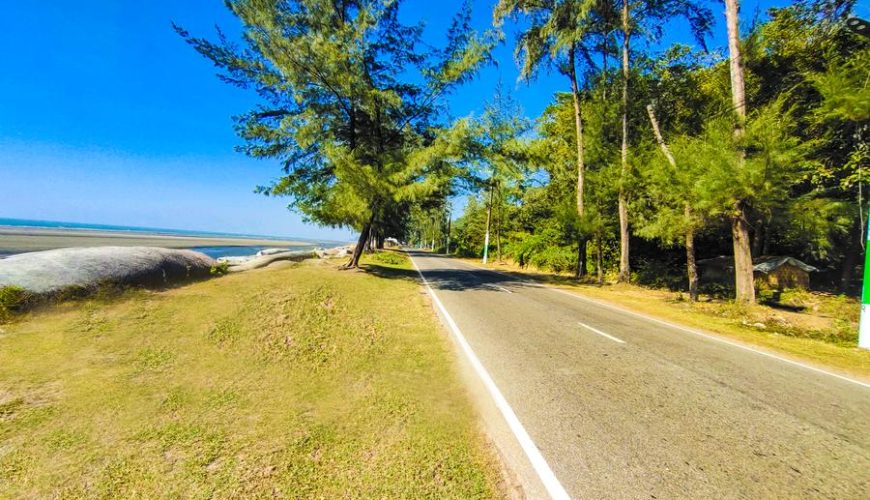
494 0 598 275
176 0 493 267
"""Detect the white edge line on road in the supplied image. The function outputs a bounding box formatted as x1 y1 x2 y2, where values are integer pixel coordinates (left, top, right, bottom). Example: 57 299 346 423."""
578 321 626 344
456 260 870 390
408 254 571 500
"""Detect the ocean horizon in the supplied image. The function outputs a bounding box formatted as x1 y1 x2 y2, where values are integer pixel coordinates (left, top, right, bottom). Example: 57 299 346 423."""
0 217 346 245
0 218 350 259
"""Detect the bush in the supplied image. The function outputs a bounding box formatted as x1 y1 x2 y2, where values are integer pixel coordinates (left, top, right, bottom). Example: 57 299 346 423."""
529 246 576 274
0 286 30 322
210 261 230 276
368 251 408 266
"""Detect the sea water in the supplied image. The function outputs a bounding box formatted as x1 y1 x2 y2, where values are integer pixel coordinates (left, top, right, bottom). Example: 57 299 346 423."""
0 218 345 258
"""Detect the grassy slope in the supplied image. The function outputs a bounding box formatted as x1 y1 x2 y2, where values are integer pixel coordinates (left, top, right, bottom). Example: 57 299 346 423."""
0 255 501 498
461 258 870 379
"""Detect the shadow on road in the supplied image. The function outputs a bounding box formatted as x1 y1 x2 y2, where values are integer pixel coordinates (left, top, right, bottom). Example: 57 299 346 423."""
363 251 536 294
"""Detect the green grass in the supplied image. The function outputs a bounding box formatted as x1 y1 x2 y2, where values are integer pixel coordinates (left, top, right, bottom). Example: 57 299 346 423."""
0 256 501 498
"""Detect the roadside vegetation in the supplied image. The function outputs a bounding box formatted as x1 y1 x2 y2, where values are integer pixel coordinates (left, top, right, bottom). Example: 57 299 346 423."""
464 257 870 377
0 256 502 497
175 0 867 312
0 286 29 322
409 0 868 309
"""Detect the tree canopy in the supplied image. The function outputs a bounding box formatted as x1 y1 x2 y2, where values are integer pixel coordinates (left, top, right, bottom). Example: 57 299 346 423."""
177 0 495 266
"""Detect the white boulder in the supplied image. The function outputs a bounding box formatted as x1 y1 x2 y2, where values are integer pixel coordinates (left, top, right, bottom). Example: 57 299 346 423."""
0 246 216 294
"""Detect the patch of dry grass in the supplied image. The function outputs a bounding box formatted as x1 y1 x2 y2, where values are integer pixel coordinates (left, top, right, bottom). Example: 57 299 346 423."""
0 256 501 498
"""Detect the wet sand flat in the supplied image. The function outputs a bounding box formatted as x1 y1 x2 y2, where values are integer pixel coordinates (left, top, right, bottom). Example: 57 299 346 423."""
0 227 312 254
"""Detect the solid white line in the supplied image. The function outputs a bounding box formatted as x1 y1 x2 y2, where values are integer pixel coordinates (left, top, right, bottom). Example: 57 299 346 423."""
452 260 870 390
578 321 626 344
408 254 571 500
485 283 513 294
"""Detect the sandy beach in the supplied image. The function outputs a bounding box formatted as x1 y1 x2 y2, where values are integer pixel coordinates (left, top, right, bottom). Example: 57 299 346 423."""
0 227 314 255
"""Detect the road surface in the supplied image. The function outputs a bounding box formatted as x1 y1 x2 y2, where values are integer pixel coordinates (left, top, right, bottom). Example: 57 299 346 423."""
407 251 870 499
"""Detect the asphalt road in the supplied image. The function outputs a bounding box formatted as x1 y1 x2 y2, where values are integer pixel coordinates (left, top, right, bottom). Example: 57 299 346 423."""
407 251 870 499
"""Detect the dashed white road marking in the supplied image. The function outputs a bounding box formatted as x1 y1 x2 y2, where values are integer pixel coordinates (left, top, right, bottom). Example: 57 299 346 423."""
408 254 571 500
448 258 870 390
578 321 626 344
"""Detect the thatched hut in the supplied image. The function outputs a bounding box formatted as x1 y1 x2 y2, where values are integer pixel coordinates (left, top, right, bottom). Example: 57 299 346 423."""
697 255 818 290
752 256 818 290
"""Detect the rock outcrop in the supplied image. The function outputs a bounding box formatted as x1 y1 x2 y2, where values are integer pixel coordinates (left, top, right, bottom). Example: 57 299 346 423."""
0 246 215 294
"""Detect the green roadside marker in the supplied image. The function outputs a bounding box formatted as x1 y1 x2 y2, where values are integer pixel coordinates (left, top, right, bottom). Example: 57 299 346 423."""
861 207 870 349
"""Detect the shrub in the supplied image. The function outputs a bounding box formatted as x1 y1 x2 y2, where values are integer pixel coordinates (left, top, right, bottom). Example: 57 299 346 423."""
529 246 576 274
210 261 230 276
369 251 408 266
0 286 30 322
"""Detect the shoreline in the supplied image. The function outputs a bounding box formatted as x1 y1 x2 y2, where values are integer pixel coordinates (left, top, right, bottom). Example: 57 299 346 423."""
0 226 321 255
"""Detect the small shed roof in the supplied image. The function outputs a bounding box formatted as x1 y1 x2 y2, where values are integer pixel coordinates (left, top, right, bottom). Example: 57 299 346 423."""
697 255 818 274
752 256 818 274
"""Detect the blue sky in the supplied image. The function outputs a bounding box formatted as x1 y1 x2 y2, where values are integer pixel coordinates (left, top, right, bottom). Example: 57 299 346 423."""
1 0 790 239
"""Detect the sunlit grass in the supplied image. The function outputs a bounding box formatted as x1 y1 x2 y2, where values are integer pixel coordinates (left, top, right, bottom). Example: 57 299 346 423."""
0 256 500 497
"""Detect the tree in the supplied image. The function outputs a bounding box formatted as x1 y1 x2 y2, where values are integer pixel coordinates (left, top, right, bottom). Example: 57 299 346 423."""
495 0 597 275
469 86 530 263
722 0 755 302
612 0 712 283
644 103 700 300
636 46 715 300
691 100 811 283
176 0 493 268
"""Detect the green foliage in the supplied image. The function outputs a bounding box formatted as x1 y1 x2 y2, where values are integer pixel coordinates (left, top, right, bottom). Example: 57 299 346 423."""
209 261 230 276
177 0 495 248
0 286 29 322
441 0 867 299
528 245 577 273
368 251 408 266
810 48 870 123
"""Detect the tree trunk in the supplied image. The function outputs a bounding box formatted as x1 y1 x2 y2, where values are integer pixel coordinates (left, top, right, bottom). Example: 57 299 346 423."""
446 216 451 255
483 182 494 263
725 0 746 127
751 218 764 257
724 0 754 304
602 33 608 101
617 0 631 283
732 202 756 304
596 235 604 284
646 103 698 301
346 219 372 269
568 45 587 278
839 217 862 293
575 237 587 278
496 186 502 262
568 45 586 219
685 208 699 302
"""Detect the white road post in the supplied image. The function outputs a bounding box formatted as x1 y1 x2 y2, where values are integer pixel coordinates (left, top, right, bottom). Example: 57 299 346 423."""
860 207 870 349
